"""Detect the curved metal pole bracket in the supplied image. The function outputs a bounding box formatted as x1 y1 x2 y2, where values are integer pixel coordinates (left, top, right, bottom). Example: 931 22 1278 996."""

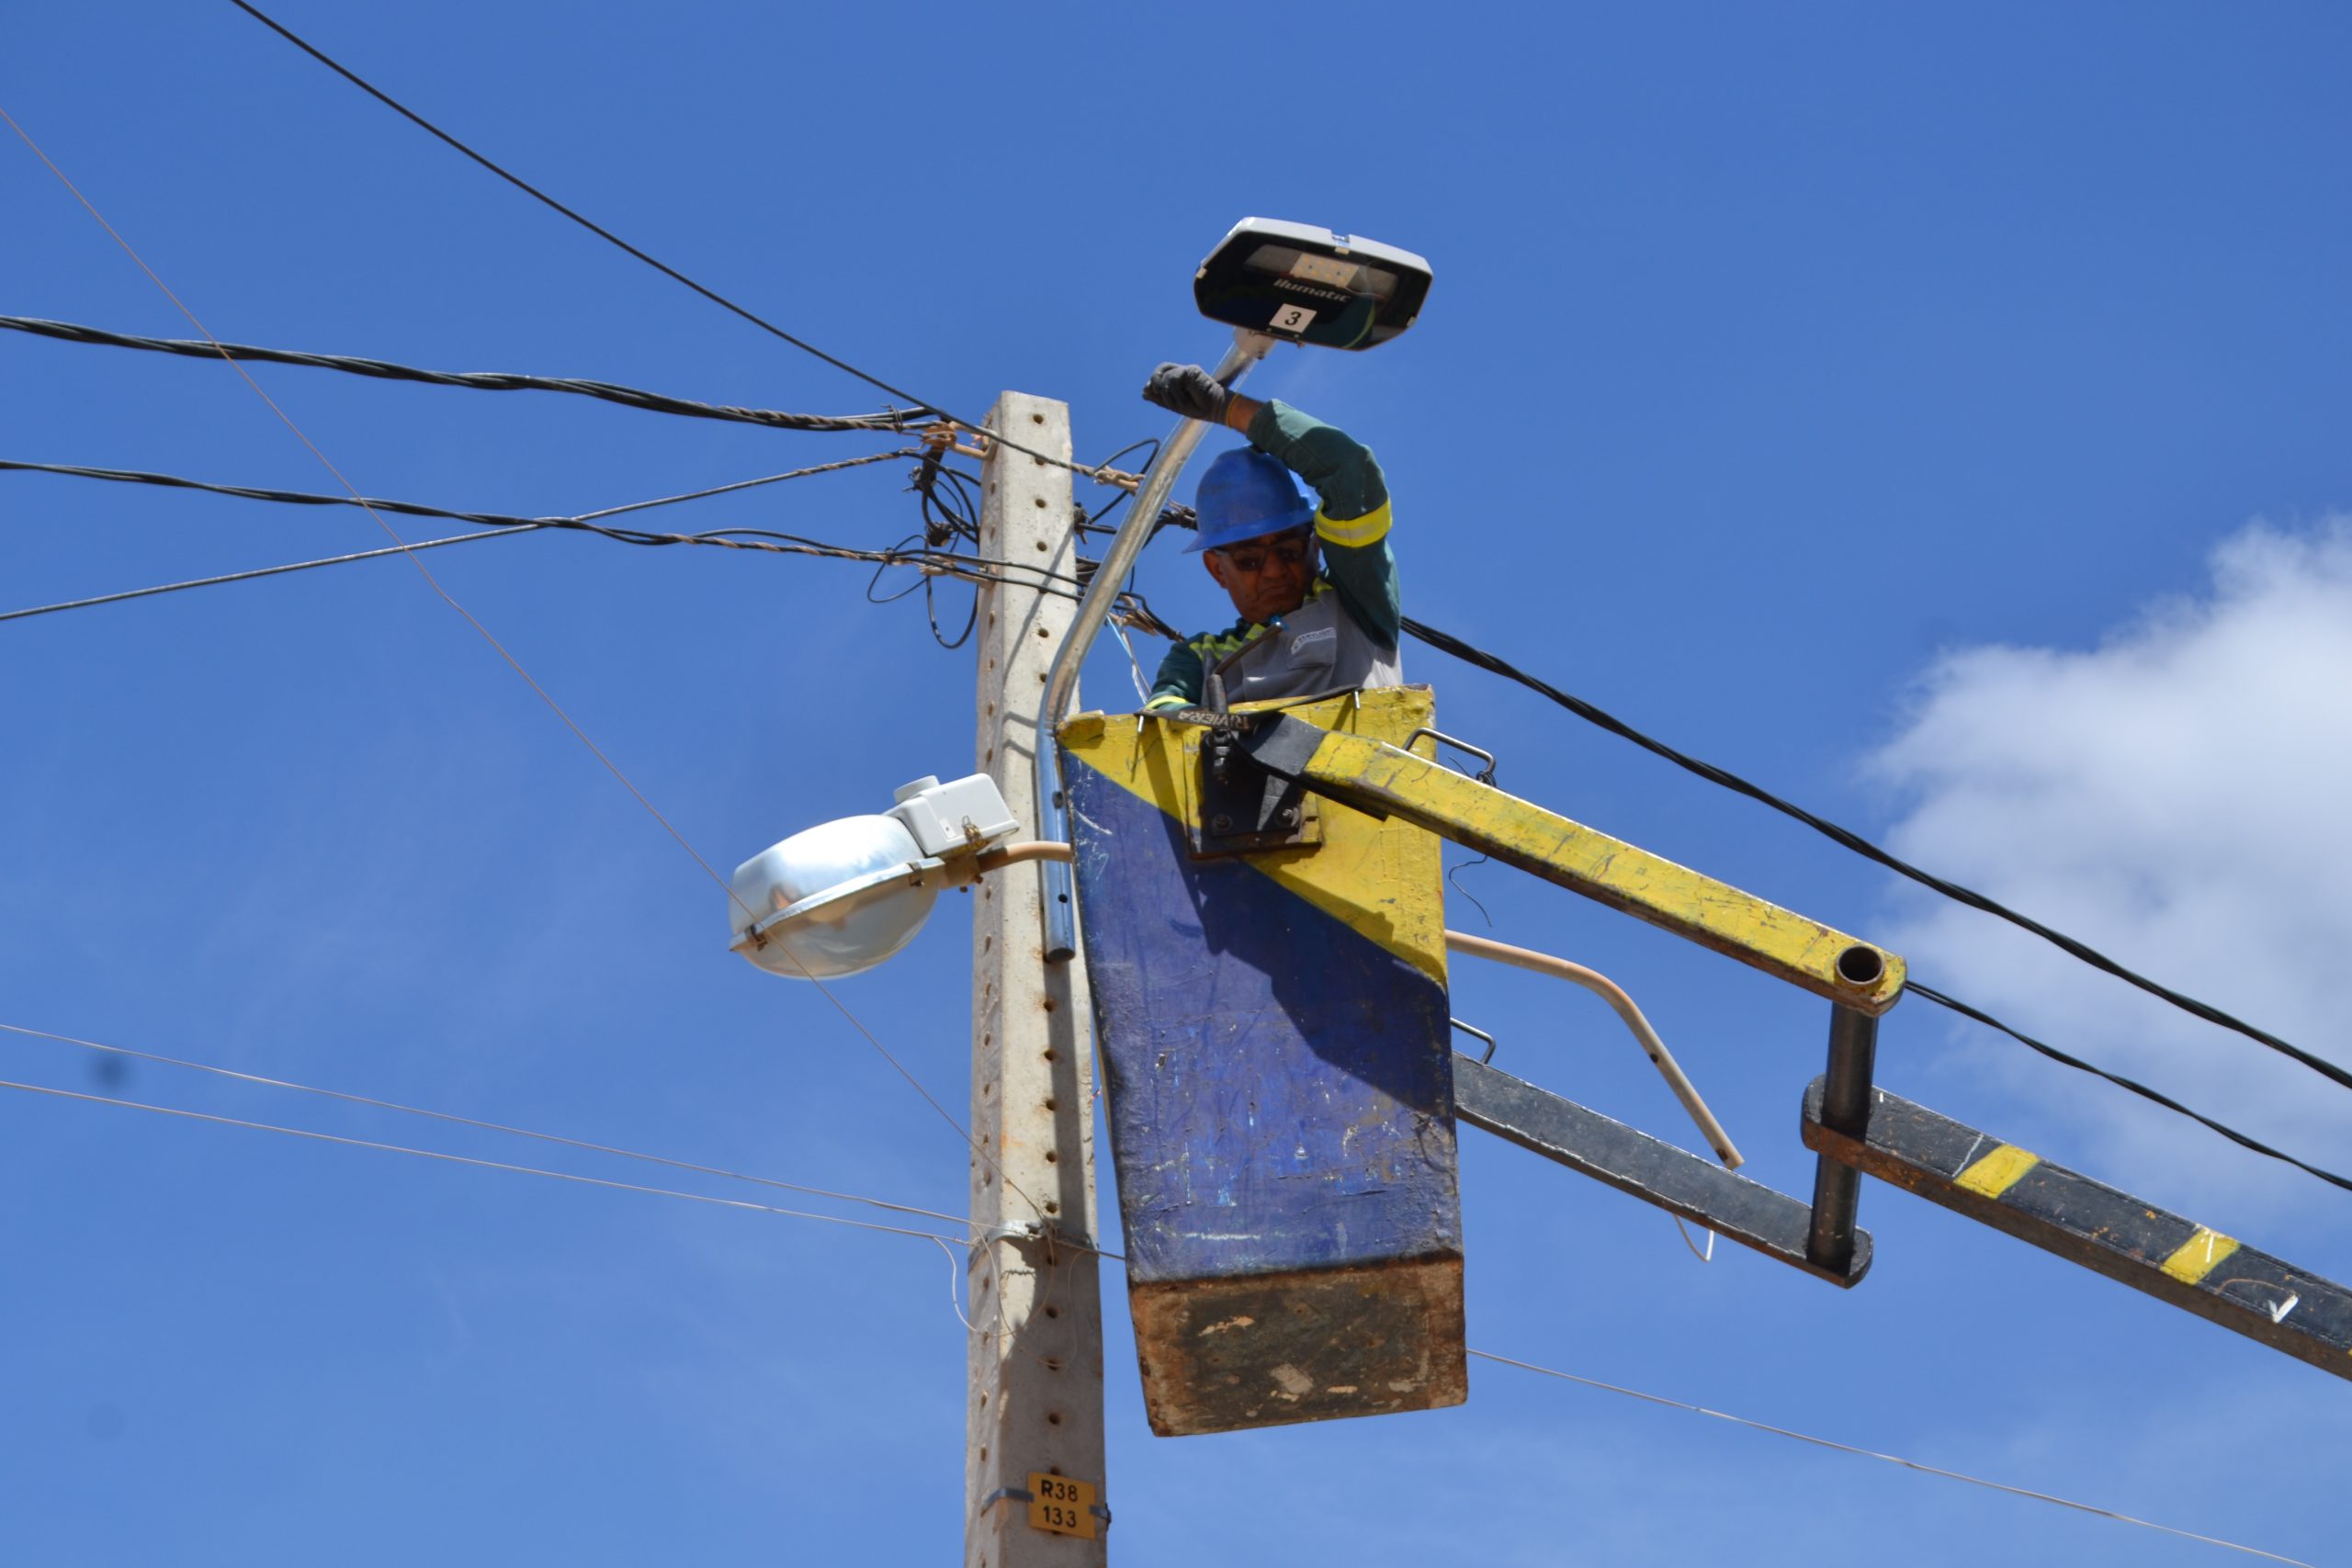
1035 328 1273 960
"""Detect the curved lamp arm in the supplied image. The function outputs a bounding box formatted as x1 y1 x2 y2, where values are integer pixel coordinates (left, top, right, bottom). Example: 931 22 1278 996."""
1033 328 1273 961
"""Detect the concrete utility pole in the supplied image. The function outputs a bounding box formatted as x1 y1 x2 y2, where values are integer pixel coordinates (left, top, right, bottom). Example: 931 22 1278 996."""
967 392 1110 1568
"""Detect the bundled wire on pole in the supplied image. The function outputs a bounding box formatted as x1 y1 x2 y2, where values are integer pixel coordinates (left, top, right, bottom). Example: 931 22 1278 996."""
0 314 932 432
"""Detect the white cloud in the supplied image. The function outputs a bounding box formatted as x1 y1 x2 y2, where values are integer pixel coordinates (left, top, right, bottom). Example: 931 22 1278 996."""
1868 520 2352 1226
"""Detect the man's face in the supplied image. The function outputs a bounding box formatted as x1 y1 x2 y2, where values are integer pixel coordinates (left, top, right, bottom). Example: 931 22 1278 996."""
1204 526 1317 626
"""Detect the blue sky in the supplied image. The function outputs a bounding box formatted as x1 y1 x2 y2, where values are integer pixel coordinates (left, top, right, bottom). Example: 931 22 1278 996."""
5 5 2348 1563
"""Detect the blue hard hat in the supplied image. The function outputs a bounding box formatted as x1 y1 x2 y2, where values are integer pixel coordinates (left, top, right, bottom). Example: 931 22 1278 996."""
1185 448 1315 553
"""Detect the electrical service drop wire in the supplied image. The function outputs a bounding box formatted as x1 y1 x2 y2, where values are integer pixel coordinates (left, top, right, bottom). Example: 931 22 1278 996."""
0 315 933 432
0 1075 974 1247
1401 615 2352 1102
0 525 533 623
0 101 1045 1225
1465 1350 2312 1565
0 456 1114 623
0 1019 976 1231
224 0 1130 491
0 524 1078 626
0 450 924 536
0 457 1172 634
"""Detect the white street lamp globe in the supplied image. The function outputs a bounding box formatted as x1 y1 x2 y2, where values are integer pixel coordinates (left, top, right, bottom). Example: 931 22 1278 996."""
728 814 938 981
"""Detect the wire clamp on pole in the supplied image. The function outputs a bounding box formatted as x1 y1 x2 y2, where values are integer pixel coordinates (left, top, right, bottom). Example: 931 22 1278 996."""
974 1488 1113 1531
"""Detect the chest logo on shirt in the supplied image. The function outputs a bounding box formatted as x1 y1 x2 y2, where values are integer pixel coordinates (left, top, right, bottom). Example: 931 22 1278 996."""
1289 626 1338 655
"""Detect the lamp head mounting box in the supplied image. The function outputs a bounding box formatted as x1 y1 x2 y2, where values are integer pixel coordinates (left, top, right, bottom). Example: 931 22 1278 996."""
885 773 1020 858
1193 218 1433 352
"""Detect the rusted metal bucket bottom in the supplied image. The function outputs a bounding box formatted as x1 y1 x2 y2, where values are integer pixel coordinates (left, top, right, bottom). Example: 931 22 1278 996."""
1129 1255 1466 1437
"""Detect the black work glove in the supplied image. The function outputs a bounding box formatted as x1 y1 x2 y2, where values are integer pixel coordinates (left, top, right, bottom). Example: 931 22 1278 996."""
1142 362 1230 424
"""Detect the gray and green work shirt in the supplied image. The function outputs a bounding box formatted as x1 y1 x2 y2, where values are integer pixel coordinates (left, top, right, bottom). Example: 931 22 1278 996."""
1146 400 1403 710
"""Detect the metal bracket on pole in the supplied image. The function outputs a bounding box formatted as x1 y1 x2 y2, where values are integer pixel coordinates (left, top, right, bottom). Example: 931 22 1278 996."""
1035 327 1273 960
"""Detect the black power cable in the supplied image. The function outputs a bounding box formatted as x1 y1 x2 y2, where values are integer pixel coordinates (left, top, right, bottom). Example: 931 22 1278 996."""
1400 615 2352 1100
1 452 923 539
0 315 930 433
223 0 1112 488
0 517 1078 627
1909 983 2352 1194
0 457 1182 627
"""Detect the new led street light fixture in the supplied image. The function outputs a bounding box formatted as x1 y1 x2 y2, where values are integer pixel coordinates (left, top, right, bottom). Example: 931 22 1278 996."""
1192 218 1433 352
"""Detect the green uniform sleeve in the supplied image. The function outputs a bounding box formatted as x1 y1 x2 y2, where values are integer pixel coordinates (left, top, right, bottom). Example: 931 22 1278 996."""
1246 399 1401 648
1146 637 1205 709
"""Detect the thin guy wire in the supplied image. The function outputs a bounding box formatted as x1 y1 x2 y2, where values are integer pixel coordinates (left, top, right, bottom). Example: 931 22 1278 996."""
1466 1349 2312 1566
566 455 914 521
1401 615 2352 1100
0 1020 975 1230
0 524 1080 626
1 450 919 532
0 461 1168 636
0 103 1042 1223
0 453 1087 585
0 313 933 431
0 1076 972 1247
224 0 1130 490
1 526 527 622
1907 984 2352 1193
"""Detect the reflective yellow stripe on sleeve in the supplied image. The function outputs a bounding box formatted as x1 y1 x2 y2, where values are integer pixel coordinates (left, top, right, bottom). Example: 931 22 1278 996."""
1316 500 1392 549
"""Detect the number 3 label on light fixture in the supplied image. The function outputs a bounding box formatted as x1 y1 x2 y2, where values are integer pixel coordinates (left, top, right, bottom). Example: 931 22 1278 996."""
1269 304 1317 333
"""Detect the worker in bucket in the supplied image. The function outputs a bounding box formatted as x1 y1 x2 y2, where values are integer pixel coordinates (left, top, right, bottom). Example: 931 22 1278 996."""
1137 362 1402 711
